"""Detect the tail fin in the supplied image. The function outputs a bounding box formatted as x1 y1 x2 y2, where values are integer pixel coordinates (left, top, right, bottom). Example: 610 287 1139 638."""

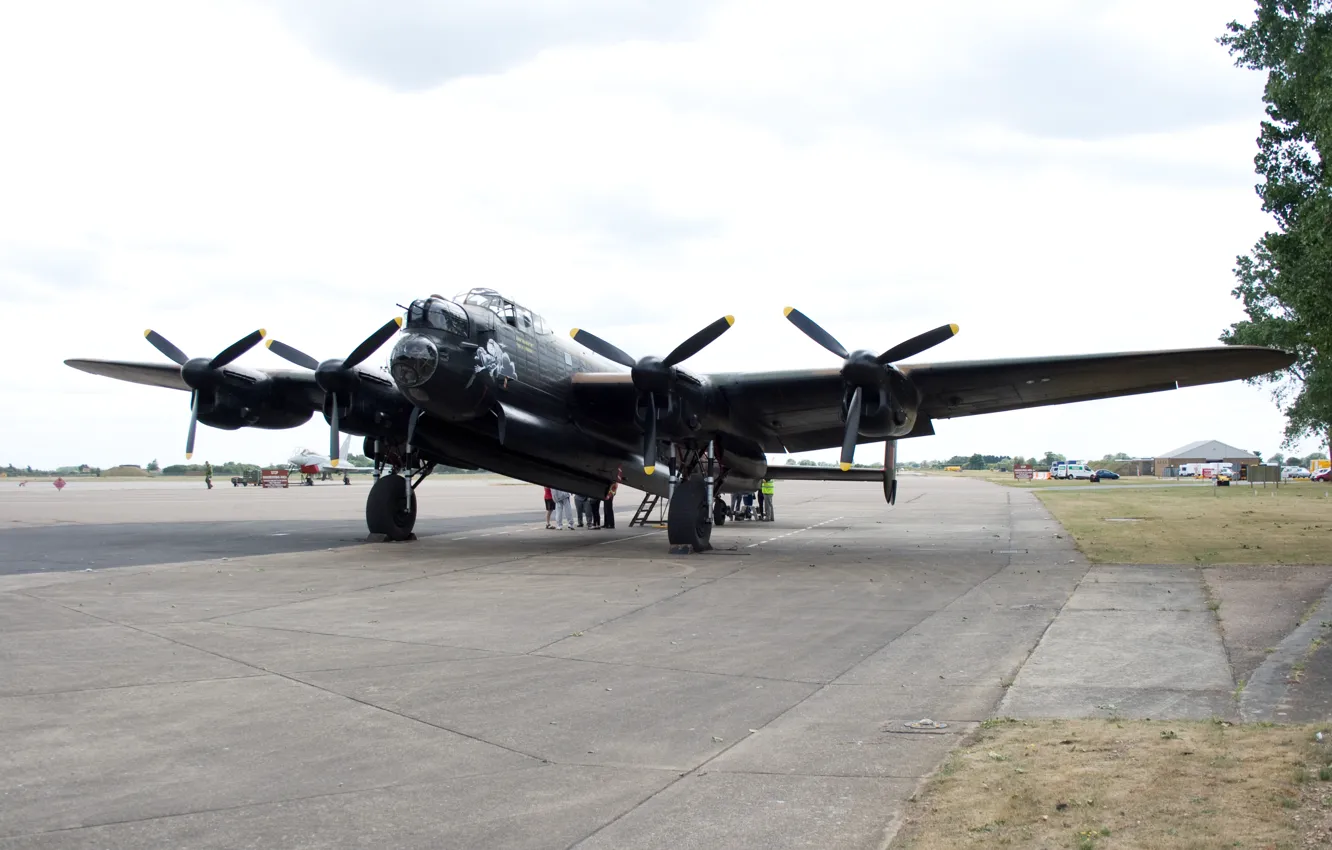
340 433 352 462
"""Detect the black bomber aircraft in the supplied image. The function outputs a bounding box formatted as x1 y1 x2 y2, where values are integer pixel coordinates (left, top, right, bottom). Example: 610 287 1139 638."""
66 287 1294 551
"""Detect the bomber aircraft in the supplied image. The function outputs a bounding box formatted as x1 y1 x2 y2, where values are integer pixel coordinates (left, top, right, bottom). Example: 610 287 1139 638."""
66 287 1293 551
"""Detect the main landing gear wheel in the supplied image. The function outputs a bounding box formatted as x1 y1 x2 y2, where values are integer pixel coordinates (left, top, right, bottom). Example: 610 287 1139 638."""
366 474 417 541
667 477 713 552
713 498 727 526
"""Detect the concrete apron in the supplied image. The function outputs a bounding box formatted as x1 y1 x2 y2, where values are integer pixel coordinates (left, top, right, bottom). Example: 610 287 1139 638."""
999 565 1237 721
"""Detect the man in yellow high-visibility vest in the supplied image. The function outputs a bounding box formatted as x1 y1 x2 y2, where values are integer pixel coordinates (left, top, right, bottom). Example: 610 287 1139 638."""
760 478 775 522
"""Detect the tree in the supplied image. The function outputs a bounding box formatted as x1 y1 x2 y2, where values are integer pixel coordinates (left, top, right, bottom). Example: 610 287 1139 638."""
345 454 374 467
1219 1 1332 454
146 459 159 473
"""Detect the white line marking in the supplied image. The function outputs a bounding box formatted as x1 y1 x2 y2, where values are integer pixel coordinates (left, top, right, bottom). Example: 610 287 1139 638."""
745 516 844 548
595 531 661 545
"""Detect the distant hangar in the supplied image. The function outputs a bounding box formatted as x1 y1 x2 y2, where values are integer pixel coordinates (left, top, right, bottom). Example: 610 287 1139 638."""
1154 439 1260 477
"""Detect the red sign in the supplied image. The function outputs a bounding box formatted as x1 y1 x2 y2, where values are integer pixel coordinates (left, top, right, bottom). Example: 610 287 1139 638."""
1013 464 1034 480
261 469 289 489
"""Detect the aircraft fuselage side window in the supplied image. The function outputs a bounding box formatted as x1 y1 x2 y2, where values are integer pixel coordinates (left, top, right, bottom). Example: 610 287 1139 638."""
515 307 533 332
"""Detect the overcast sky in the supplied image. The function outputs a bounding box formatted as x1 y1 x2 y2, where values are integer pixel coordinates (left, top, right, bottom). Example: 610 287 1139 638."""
2 0 1319 469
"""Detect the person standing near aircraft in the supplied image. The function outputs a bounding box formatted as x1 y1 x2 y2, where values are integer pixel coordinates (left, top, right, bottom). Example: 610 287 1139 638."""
543 486 555 529
204 461 213 490
553 488 575 530
603 476 618 530
761 478 775 521
574 493 588 527
587 493 601 529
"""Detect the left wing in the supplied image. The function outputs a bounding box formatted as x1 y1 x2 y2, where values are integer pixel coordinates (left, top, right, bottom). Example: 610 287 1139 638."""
711 345 1293 453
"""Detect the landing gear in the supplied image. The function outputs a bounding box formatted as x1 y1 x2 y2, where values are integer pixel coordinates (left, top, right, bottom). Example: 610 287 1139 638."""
667 477 712 551
366 474 418 540
713 498 728 526
364 436 433 542
343 474 350 485
665 439 723 552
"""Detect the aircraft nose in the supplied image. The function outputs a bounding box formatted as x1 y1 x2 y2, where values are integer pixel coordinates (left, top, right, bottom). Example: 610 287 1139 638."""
390 334 439 388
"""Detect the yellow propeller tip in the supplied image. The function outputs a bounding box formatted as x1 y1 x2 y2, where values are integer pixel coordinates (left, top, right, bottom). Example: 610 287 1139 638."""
569 328 580 339
264 339 274 348
782 306 794 317
394 316 404 328
949 323 960 335
331 459 339 468
724 315 735 327
644 465 655 476
143 329 153 337
185 453 193 460
839 462 852 472
259 329 266 338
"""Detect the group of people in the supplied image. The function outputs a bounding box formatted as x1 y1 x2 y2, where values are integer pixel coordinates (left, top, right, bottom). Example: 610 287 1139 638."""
729 478 775 521
543 480 618 530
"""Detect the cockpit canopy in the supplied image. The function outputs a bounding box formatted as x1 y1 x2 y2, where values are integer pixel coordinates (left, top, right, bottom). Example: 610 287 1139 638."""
453 288 550 334
405 296 469 336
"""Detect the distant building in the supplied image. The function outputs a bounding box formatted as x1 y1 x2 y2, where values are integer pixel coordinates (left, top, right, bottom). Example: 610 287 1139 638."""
1154 440 1260 477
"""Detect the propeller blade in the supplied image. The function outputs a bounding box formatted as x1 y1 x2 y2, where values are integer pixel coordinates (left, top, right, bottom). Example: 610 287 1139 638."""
569 328 636 368
643 395 658 475
839 386 863 471
345 317 405 369
876 323 959 365
210 329 267 369
144 330 189 366
783 307 849 359
663 315 735 367
884 438 898 505
265 339 319 370
329 398 341 467
185 391 199 459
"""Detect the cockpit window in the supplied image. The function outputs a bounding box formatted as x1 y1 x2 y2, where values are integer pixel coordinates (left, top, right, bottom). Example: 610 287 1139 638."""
454 287 550 335
406 298 468 336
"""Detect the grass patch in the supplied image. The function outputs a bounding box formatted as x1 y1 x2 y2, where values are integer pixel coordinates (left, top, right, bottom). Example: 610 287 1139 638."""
1033 484 1332 564
895 719 1329 850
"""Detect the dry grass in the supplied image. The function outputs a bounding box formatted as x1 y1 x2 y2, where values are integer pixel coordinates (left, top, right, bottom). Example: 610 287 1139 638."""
895 718 1332 850
1034 484 1332 565
919 469 1173 489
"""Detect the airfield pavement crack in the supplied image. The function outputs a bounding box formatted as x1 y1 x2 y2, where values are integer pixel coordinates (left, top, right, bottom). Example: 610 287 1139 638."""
0 672 267 700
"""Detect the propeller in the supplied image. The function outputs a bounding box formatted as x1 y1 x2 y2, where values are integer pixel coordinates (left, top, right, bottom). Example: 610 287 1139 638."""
264 317 404 467
782 307 958 470
143 328 267 458
570 316 735 474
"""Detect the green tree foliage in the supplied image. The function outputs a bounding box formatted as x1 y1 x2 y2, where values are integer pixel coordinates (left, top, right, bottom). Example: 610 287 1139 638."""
345 454 374 467
1220 1 1332 451
146 459 159 472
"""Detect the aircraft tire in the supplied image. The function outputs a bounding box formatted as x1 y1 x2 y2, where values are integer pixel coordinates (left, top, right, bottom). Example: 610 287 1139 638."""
712 499 727 526
667 477 712 552
366 474 417 541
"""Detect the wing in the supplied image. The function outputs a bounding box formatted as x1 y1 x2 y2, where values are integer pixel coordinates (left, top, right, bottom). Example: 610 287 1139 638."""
65 358 324 408
65 359 190 391
711 345 1293 452
905 345 1294 419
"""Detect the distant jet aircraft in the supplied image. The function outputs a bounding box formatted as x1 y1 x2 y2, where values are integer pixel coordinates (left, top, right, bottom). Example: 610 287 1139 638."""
66 287 1294 551
289 435 356 485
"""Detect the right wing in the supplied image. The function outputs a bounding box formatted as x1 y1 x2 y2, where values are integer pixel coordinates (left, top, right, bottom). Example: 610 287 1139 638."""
65 359 190 391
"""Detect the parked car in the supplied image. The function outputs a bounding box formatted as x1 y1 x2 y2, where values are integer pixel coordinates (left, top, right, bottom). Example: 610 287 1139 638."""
1283 466 1312 480
1094 469 1120 480
1314 468 1332 482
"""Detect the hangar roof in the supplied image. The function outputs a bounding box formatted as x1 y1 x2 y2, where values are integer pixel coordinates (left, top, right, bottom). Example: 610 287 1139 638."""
1157 439 1259 460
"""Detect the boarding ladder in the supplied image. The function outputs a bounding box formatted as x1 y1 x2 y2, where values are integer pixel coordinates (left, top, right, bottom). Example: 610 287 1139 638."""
629 492 667 527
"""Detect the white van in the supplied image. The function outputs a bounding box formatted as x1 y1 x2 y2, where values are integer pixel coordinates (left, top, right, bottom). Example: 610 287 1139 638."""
1064 463 1096 480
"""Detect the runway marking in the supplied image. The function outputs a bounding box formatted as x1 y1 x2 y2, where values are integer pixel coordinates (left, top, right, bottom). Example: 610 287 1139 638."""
595 530 661 545
745 516 844 548
270 533 289 537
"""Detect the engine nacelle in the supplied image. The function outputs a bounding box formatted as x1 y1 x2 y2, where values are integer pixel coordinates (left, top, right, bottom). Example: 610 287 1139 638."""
197 384 313 431
324 381 413 439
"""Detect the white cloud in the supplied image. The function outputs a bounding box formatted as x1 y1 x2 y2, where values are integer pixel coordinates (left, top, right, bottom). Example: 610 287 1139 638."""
0 0 1318 471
